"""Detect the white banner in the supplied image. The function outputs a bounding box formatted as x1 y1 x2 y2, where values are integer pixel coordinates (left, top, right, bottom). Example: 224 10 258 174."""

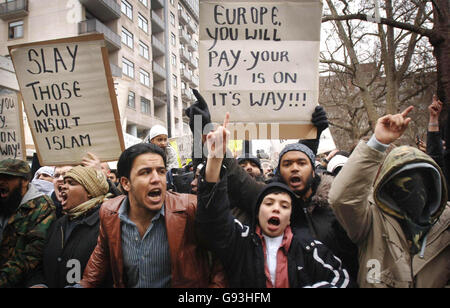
199 0 323 139
9 34 124 165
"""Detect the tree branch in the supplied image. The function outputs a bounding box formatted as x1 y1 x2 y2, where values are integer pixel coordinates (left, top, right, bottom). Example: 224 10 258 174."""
322 13 436 38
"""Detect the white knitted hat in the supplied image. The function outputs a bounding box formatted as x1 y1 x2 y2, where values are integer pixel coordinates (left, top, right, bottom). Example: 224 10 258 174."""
149 125 168 141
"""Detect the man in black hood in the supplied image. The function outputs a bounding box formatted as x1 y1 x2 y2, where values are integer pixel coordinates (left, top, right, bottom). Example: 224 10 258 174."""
186 90 359 282
237 153 264 181
195 117 351 288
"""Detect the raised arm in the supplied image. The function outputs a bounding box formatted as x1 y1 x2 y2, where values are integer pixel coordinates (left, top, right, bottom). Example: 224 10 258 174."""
329 106 413 243
196 114 250 268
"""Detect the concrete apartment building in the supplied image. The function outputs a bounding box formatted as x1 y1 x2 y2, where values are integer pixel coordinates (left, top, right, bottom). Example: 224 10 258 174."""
0 0 199 154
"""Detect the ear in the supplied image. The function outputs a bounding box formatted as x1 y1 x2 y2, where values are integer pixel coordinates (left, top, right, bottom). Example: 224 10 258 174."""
20 179 30 196
120 176 131 193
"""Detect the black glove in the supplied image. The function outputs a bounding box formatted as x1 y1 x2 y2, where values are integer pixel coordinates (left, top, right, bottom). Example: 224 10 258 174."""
311 106 329 139
184 89 211 136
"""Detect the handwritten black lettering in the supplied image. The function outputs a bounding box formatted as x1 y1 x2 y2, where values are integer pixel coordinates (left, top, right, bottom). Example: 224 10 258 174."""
26 45 78 75
26 81 82 101
0 143 20 158
0 131 17 143
45 134 91 151
206 27 238 50
209 50 241 71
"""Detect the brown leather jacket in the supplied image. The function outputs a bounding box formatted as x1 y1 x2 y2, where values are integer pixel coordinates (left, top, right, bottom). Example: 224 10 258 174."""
80 192 226 288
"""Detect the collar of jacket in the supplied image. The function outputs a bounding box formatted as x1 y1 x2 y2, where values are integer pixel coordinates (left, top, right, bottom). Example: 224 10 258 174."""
62 205 100 227
308 173 333 212
255 225 293 288
97 191 197 288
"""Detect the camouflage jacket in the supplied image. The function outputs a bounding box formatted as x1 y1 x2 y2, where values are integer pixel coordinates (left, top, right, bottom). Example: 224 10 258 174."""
0 184 55 287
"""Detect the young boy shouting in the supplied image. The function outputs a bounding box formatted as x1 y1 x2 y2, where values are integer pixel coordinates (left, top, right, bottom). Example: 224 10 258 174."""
195 114 351 288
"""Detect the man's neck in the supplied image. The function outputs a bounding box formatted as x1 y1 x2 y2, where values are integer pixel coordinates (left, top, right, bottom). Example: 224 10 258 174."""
127 199 160 238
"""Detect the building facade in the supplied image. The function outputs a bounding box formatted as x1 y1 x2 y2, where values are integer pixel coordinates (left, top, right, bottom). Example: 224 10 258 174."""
0 0 198 151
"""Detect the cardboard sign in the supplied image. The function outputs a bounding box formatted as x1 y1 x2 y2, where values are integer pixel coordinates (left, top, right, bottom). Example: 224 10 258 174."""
199 0 323 139
8 34 125 166
0 91 26 160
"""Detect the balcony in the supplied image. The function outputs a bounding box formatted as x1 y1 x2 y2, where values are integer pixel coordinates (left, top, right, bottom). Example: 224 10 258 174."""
0 0 28 21
178 9 188 25
190 74 199 88
180 69 192 83
153 87 166 98
79 0 120 22
181 88 192 101
152 35 165 57
110 63 122 77
151 0 164 10
151 11 164 34
186 20 197 34
187 38 196 52
79 19 121 51
189 56 198 69
179 29 189 45
180 48 190 63
153 96 166 107
152 61 166 81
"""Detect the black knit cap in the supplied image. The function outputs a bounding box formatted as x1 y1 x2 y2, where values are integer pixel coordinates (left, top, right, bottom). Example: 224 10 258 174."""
277 143 316 172
255 182 299 212
237 153 262 172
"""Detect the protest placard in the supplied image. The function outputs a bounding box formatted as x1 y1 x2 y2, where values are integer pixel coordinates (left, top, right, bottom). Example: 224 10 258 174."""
0 91 26 160
199 0 323 139
8 34 125 166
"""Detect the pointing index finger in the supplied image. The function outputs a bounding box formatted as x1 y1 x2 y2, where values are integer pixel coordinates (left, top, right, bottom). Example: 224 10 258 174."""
401 106 414 117
223 112 230 129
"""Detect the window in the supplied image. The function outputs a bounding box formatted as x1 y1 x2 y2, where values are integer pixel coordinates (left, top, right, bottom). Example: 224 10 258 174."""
170 0 174 6
170 32 176 46
8 20 23 39
121 27 133 49
139 41 149 60
122 58 134 78
121 0 133 19
138 14 148 34
140 69 150 87
141 97 151 114
172 74 178 88
171 53 177 66
127 91 135 109
139 0 148 7
170 12 175 26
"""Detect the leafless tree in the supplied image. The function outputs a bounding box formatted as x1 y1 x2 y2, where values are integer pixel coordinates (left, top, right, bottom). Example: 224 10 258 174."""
320 0 448 150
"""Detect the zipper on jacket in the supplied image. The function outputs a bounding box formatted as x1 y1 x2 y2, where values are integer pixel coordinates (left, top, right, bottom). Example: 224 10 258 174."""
409 254 416 288
303 208 318 239
419 233 428 259
60 226 64 250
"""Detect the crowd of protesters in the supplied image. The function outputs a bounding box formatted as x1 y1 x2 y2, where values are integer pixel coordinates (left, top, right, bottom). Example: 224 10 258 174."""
0 91 448 288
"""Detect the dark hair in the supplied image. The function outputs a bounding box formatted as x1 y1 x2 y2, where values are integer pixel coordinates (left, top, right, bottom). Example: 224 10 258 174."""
117 143 167 179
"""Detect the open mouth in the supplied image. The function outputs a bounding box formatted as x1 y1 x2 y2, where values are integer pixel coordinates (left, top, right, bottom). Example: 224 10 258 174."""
148 188 162 198
268 217 280 226
289 176 302 187
60 192 68 206
0 187 9 199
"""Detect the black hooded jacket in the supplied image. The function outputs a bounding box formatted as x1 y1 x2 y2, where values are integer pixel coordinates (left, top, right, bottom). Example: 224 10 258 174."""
221 156 359 282
196 172 352 288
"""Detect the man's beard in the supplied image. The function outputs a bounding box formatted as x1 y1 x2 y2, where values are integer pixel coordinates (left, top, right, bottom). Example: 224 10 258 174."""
0 185 23 217
293 172 315 197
